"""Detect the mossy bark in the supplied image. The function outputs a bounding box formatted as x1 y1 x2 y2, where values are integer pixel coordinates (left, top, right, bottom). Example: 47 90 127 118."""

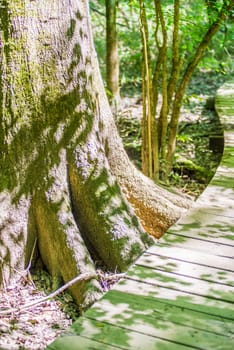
0 0 190 307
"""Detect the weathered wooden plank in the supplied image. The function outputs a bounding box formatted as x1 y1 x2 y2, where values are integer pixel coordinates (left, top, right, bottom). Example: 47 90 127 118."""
167 209 234 248
222 132 234 146
202 158 234 184
166 230 234 249
162 233 234 257
215 159 234 176
212 179 233 196
215 151 234 175
62 318 196 350
149 244 234 269
135 253 234 286
219 143 234 156
215 168 234 180
194 203 234 220
85 290 234 338
68 316 233 350
126 264 234 302
187 180 234 220
215 81 234 121
114 277 234 319
163 232 234 256
47 334 122 350
165 231 234 250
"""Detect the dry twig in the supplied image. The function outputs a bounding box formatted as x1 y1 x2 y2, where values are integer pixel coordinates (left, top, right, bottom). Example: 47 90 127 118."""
0 272 96 316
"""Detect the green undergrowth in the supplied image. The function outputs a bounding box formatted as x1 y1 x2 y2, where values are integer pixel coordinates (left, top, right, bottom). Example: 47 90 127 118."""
32 269 80 321
116 71 225 198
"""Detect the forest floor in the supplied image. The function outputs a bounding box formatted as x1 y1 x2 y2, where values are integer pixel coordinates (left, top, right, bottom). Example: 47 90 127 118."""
0 71 226 350
0 275 72 350
0 269 121 349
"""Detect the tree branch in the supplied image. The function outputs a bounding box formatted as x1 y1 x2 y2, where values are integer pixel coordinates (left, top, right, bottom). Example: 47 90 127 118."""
0 272 97 316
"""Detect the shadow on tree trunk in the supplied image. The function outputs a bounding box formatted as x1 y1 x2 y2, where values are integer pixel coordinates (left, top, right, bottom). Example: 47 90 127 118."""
0 0 191 308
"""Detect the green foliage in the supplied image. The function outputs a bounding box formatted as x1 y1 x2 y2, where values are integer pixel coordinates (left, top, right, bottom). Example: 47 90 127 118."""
90 0 143 92
90 0 233 91
90 0 232 187
201 22 234 74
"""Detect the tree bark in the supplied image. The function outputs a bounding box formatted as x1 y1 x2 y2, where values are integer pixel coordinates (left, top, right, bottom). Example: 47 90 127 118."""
106 0 121 109
154 0 168 174
140 0 153 178
0 0 190 308
167 0 181 112
140 0 159 181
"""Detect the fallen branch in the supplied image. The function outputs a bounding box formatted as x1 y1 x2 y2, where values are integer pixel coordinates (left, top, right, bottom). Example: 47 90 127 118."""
0 272 96 316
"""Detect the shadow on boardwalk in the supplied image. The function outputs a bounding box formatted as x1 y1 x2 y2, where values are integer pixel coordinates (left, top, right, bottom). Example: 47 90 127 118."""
47 81 234 349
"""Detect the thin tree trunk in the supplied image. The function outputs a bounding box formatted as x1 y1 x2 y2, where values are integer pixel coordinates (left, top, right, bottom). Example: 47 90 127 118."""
106 0 120 109
167 0 181 111
141 52 148 176
166 0 234 176
154 0 168 176
140 0 160 180
140 0 152 178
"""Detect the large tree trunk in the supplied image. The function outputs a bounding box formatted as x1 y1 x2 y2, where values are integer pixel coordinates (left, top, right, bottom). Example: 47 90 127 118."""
0 0 190 308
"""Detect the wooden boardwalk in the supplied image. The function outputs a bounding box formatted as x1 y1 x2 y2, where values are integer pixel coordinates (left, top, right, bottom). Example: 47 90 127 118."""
47 83 234 349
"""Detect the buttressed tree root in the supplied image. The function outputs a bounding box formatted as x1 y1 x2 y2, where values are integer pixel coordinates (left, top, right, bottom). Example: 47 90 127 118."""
0 0 191 308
